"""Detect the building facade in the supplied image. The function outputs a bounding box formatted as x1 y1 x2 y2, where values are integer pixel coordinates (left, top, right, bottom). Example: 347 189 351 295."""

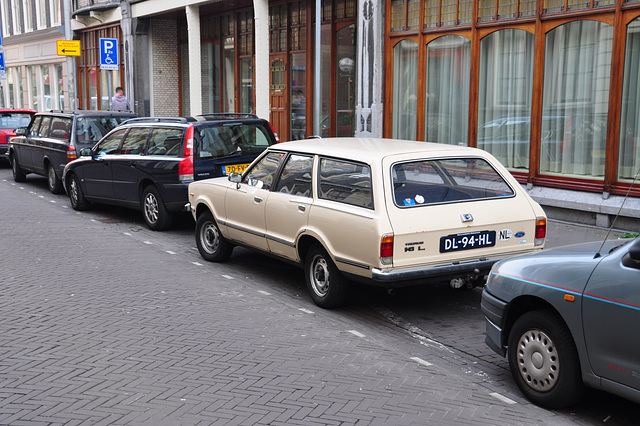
0 0 69 111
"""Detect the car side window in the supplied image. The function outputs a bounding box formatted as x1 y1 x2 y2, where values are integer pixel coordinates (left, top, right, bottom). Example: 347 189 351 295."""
146 128 185 156
95 129 126 155
275 154 313 197
49 117 72 141
28 116 43 136
37 116 52 137
121 128 149 155
318 158 373 209
243 151 285 190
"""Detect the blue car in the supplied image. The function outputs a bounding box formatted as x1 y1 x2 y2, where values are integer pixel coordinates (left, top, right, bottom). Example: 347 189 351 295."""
482 236 640 408
63 114 278 230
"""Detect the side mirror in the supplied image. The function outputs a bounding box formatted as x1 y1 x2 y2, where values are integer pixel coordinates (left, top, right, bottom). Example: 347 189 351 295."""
229 172 242 184
14 127 27 136
80 148 93 157
629 238 640 261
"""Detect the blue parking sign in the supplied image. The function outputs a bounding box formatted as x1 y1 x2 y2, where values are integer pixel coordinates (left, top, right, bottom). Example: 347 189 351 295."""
100 38 119 70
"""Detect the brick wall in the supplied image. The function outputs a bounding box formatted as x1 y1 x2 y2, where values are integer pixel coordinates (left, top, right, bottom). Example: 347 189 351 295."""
151 19 180 116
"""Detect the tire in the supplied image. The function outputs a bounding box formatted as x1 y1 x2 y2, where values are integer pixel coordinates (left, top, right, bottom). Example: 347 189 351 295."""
47 164 65 194
304 244 349 309
507 310 583 408
11 155 26 182
67 174 90 211
195 211 233 262
141 185 173 231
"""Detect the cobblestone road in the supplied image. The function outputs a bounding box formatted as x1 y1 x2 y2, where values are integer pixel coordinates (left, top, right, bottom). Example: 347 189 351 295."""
0 168 637 425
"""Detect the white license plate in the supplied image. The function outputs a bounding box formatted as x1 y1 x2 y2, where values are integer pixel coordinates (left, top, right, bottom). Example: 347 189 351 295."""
440 230 496 253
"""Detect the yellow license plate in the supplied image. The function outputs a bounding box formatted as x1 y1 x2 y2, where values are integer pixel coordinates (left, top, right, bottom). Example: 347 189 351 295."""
224 163 250 175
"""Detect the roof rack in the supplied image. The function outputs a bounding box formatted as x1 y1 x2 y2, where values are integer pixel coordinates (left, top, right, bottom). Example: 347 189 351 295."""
121 117 189 125
194 113 259 122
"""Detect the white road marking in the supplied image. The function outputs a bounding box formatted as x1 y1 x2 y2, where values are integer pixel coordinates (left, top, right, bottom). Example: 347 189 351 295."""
299 308 314 314
192 262 203 266
410 356 433 367
166 250 176 255
347 330 365 338
222 275 234 280
143 241 152 245
490 392 517 405
257 290 271 296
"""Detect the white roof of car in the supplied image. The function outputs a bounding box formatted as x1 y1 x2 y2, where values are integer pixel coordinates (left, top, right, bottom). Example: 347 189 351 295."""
275 138 486 162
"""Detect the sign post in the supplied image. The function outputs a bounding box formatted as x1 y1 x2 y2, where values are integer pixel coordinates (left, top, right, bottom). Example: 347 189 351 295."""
99 38 119 71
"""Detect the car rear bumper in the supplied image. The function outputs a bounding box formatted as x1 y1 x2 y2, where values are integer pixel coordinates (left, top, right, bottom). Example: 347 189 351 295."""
371 257 498 283
480 289 508 357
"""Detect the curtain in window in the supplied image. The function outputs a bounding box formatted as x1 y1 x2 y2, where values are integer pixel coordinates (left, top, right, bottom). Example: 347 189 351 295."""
540 20 613 178
478 29 534 170
619 18 640 182
424 35 470 145
392 39 418 140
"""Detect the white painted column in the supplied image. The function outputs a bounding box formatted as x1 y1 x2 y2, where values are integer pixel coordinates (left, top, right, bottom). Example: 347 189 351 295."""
186 5 202 116
253 0 269 120
355 0 384 138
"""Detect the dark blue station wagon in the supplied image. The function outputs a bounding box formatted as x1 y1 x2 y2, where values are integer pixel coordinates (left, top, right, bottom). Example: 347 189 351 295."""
63 114 278 230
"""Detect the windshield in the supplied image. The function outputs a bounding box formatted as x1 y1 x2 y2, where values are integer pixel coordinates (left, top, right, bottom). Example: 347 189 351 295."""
392 157 515 207
197 122 275 158
75 116 131 145
0 112 33 129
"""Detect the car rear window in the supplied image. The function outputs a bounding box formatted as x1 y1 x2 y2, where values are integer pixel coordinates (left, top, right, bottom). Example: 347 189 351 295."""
318 158 373 209
197 122 274 158
392 158 514 207
75 116 133 145
0 112 32 129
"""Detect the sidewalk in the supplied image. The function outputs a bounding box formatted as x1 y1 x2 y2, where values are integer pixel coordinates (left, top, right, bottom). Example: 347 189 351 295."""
546 218 636 249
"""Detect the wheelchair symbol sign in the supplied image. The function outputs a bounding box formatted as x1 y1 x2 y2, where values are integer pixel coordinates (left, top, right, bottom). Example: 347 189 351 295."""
100 38 119 70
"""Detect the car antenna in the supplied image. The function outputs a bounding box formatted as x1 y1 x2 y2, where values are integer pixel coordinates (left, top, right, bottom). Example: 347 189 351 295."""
595 168 640 259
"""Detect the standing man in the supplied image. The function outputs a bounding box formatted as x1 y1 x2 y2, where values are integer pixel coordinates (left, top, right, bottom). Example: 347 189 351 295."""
111 87 131 112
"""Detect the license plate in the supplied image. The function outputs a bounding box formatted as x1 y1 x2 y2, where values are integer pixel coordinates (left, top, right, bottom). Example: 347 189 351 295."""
440 230 496 253
223 163 250 175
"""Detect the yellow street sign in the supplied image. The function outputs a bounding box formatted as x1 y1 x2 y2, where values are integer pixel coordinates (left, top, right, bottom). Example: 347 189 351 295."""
57 40 81 56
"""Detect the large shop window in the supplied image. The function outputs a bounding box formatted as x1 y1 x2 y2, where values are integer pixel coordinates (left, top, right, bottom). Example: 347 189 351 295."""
540 20 613 179
425 35 470 145
392 39 418 140
478 29 534 170
619 17 640 182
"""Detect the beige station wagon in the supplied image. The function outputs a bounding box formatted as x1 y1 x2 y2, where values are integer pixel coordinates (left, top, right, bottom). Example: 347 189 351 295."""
187 138 547 308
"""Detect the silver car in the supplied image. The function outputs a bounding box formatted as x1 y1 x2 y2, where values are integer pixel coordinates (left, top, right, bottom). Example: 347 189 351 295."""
482 236 640 408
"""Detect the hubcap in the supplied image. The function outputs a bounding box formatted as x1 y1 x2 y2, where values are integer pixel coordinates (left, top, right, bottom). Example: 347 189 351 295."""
70 179 78 205
144 193 159 223
310 254 330 297
516 329 559 392
201 222 220 254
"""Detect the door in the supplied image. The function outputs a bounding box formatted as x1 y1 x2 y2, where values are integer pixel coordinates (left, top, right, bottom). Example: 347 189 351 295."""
581 239 640 390
265 153 314 260
81 128 126 198
270 57 288 141
223 151 286 251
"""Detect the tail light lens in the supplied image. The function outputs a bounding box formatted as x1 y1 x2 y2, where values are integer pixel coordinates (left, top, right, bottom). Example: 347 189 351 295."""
380 234 394 265
179 125 194 182
535 217 547 246
268 121 280 143
67 145 78 162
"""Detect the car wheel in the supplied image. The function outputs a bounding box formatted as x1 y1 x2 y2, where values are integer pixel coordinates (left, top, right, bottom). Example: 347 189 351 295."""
47 164 65 194
68 174 90 211
142 185 173 231
195 211 233 262
507 309 583 408
304 244 348 309
11 155 26 182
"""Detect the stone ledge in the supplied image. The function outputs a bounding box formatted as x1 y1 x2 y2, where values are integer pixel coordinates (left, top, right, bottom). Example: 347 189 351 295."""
524 185 640 231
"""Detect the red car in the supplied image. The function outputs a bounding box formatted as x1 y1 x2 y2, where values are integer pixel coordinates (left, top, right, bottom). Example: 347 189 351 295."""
0 108 36 162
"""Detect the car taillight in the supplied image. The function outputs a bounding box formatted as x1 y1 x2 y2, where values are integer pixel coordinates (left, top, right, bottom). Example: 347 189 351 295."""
535 217 547 246
179 125 194 182
380 234 394 265
67 145 77 161
268 121 280 143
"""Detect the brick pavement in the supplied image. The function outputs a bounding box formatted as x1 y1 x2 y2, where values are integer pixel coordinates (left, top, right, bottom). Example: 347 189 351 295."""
0 173 592 425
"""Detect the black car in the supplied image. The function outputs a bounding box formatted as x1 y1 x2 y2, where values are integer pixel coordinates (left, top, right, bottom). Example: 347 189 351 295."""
63 114 279 231
6 110 137 193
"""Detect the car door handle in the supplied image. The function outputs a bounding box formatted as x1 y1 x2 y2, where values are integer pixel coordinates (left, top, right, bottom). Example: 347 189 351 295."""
254 196 263 203
298 204 306 212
